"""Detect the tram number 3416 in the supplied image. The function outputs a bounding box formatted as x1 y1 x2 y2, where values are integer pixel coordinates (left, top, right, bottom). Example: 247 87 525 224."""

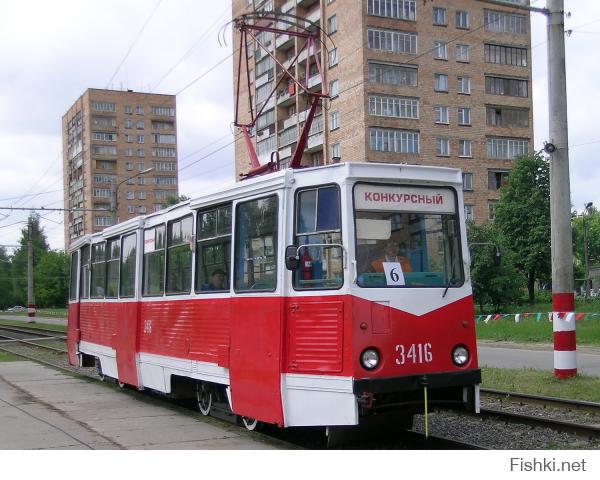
395 343 432 365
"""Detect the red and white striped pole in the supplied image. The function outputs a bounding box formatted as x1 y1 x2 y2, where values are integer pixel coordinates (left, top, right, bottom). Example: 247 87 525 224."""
552 295 576 378
547 0 575 378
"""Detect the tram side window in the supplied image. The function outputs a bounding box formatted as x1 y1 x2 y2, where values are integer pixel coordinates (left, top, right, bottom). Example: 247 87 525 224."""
80 245 90 299
143 225 165 296
90 243 106 298
69 251 78 301
166 215 193 294
120 233 137 298
106 239 120 298
196 204 231 293
295 185 343 290
235 195 278 292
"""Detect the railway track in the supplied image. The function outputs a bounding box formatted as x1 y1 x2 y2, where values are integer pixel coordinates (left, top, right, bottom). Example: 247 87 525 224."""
478 388 600 441
0 339 595 448
0 326 68 354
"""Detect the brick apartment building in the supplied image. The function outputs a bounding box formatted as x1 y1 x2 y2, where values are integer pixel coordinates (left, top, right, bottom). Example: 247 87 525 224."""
62 89 178 249
232 0 533 224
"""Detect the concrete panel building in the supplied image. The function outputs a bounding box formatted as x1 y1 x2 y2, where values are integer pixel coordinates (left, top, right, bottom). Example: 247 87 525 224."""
232 0 533 224
62 89 178 249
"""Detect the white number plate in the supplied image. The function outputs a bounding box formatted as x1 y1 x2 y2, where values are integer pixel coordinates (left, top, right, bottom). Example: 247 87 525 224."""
395 343 432 365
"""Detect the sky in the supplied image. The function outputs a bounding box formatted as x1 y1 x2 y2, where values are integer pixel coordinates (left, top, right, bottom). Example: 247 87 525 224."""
0 0 599 252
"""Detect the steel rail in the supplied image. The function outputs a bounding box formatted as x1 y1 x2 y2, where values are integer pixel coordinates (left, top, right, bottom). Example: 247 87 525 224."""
477 407 600 440
0 332 67 354
481 388 600 414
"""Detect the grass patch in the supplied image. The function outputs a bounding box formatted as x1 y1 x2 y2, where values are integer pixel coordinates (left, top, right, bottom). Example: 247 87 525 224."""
0 351 21 362
482 367 600 403
476 314 600 345
0 319 66 333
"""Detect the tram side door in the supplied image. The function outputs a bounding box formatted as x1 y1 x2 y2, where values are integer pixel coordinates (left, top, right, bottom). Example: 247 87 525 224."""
228 194 284 426
114 232 140 387
67 250 81 366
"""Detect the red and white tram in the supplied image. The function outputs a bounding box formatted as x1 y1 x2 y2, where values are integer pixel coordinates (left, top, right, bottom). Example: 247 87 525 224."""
67 162 480 431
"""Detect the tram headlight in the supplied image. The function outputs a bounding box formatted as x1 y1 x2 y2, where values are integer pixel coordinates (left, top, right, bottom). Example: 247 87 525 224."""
452 345 469 366
361 348 380 370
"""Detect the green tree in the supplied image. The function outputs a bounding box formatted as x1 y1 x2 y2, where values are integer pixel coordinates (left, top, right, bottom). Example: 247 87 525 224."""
10 214 50 305
0 247 13 309
163 194 190 208
493 153 551 303
34 251 70 308
571 207 600 290
468 222 524 313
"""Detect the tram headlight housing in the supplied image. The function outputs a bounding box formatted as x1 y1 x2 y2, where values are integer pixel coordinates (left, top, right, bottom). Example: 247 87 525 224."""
361 348 380 370
452 345 469 366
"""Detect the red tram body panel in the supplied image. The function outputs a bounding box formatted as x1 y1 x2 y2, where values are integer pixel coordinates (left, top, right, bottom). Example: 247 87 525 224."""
67 163 481 429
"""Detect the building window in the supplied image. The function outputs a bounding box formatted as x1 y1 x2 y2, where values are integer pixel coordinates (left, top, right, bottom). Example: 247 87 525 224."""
329 79 339 98
152 147 177 158
458 107 471 125
367 0 416 21
434 73 448 92
331 142 340 159
434 105 449 124
489 201 498 221
330 111 339 130
153 176 177 186
137 135 145 143
125 134 132 143
91 102 116 112
369 61 418 87
139 206 147 214
138 176 146 185
328 48 338 67
462 173 473 191
459 139 472 157
456 10 469 29
126 162 134 171
95 216 114 227
92 132 117 141
432 7 446 25
367 28 418 55
136 120 144 129
126 191 134 200
455 44 470 62
151 106 175 116
327 14 337 34
485 76 528 97
125 119 132 129
485 43 528 67
457 76 471 94
137 149 145 157
488 170 510 190
484 9 527 34
91 145 117 155
139 191 146 200
369 128 419 154
464 205 474 222
369 95 419 119
436 137 450 156
486 106 529 127
124 105 132 114
152 134 176 144
136 105 144 115
433 41 447 60
127 205 135 214
487 137 529 159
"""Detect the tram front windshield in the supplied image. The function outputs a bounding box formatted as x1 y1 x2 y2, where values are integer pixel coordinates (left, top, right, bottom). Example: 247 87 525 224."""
354 183 463 288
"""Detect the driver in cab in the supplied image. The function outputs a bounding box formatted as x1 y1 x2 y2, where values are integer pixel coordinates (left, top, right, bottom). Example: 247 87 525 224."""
371 240 412 273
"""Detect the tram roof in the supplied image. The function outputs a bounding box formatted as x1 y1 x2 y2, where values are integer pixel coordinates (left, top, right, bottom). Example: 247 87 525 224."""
72 162 463 249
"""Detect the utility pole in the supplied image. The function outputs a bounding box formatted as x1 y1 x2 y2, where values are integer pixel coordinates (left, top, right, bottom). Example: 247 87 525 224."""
547 0 576 378
27 220 36 324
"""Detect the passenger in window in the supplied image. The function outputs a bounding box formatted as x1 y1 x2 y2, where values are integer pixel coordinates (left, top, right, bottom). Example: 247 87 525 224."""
371 240 412 273
202 269 227 291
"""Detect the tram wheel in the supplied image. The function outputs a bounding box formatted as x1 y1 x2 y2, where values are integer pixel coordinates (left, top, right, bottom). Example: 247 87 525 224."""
95 358 106 382
240 416 260 431
196 383 212 416
118 380 126 389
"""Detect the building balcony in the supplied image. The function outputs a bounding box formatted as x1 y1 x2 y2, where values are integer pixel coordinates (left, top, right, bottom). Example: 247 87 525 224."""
296 0 319 8
277 88 296 107
307 132 324 151
278 145 293 160
278 126 297 147
282 114 298 130
305 8 321 29
256 71 271 88
280 0 296 13
308 73 322 89
276 33 294 50
298 48 321 64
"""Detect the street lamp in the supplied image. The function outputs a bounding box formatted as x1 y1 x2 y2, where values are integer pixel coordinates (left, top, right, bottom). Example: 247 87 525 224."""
583 202 593 298
111 167 154 224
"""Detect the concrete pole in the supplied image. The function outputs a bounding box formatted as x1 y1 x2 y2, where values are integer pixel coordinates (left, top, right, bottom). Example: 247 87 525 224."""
27 221 36 324
583 211 590 298
547 0 576 378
